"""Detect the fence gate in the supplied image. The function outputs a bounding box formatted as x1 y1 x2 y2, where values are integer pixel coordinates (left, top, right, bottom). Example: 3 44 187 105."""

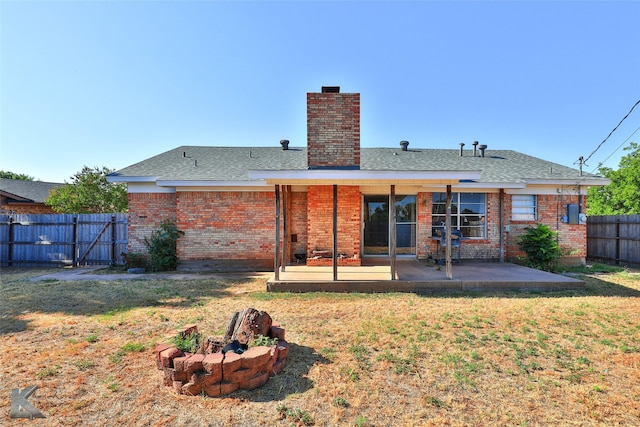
0 213 128 267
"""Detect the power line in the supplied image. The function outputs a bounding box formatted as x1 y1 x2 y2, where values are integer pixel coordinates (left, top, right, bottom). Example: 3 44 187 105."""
583 99 640 165
591 125 640 172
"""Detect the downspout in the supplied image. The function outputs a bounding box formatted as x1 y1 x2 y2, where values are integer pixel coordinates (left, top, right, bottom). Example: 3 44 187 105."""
499 189 505 263
445 185 453 279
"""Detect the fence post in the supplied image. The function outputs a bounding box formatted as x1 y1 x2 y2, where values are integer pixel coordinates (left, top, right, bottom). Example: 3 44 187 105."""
8 216 14 267
615 217 621 266
111 215 117 265
72 216 78 267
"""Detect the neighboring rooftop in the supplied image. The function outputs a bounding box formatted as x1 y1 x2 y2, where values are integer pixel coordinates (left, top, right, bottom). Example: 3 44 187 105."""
0 178 64 203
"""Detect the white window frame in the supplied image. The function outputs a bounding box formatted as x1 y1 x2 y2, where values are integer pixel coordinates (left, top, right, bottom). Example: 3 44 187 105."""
512 195 537 221
432 192 486 239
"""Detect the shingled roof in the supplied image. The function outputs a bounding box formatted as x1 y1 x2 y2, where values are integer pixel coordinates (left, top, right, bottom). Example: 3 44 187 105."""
0 178 63 203
109 145 607 187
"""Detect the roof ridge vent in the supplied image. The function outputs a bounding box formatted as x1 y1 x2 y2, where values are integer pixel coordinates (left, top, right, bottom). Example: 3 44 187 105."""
400 140 409 151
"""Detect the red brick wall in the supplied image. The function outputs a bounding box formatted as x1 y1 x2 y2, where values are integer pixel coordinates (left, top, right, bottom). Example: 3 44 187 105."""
176 191 277 260
288 191 308 261
505 194 586 265
0 203 57 214
307 186 361 259
421 192 502 261
307 92 360 168
478 192 502 259
128 193 177 254
127 189 587 266
419 191 588 263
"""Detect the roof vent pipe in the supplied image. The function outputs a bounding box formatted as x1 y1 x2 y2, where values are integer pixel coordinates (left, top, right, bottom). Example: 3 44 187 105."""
459 142 465 156
478 144 487 158
472 141 479 157
280 139 290 150
400 140 409 151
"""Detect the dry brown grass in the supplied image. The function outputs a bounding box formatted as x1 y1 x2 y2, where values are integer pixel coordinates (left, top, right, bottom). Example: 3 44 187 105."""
1 267 639 426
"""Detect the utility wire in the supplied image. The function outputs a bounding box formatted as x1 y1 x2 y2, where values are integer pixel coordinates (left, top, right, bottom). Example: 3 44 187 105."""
583 99 640 164
591 125 640 172
577 125 640 185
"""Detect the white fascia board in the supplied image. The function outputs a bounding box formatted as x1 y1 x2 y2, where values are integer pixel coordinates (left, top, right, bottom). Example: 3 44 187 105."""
249 169 482 182
177 186 273 192
453 182 526 189
127 182 175 193
524 178 611 186
506 187 560 195
106 175 159 183
156 180 269 187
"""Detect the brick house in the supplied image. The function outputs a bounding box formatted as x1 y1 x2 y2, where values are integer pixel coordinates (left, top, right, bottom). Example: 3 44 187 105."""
109 87 609 270
0 178 63 214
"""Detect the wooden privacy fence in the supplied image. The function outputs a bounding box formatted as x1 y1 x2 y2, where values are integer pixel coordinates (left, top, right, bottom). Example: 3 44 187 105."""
0 213 128 267
587 215 640 266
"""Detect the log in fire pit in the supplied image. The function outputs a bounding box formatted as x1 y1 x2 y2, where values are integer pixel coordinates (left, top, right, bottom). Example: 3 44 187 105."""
153 308 288 397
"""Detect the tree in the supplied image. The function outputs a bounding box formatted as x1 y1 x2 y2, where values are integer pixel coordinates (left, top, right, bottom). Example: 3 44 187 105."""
0 171 34 180
45 166 127 213
587 142 640 215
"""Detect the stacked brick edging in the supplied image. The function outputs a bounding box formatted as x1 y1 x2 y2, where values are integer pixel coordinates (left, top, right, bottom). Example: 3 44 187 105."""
153 324 288 397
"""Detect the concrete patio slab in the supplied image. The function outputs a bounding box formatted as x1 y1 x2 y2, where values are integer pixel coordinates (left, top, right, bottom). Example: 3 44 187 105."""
267 259 585 293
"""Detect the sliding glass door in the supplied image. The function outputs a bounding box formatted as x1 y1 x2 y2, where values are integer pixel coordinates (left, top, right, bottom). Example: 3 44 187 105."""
364 196 389 255
363 195 416 255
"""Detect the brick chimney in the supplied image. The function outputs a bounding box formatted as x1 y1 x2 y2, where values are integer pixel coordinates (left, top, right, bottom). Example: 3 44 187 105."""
307 86 360 169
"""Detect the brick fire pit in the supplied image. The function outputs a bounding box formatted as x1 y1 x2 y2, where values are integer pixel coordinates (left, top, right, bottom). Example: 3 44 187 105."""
153 315 288 397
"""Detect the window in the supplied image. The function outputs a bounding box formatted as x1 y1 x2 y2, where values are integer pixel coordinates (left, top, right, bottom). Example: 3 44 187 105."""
512 195 537 221
432 193 486 238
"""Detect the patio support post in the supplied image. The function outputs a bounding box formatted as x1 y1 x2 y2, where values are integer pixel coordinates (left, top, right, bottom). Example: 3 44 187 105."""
274 185 280 281
499 189 505 262
333 184 338 281
282 185 288 272
445 185 453 279
389 185 397 280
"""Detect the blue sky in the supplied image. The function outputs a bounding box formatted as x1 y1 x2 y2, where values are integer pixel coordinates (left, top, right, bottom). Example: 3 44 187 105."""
2 1 639 183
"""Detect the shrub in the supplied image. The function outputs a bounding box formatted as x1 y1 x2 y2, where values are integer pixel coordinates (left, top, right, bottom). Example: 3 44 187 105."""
517 223 561 271
144 220 184 271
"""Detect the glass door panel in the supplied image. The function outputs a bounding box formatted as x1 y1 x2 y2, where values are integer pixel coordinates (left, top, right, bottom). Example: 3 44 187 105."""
364 196 389 255
364 195 417 255
395 195 416 255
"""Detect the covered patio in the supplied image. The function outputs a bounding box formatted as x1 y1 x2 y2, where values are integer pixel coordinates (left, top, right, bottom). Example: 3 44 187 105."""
266 259 584 293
